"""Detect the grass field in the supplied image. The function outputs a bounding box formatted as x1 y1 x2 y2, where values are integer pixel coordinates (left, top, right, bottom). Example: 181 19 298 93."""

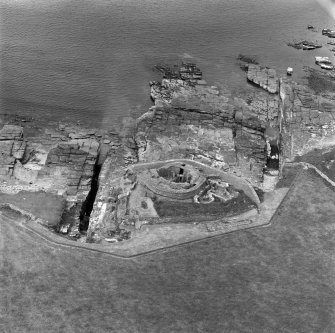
1 169 334 332
154 192 254 220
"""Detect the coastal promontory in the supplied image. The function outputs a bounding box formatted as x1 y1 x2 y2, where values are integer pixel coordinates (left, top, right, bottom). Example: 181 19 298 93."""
1 60 335 255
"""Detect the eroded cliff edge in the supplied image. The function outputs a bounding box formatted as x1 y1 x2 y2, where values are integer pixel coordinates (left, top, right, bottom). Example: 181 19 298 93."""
1 62 335 246
87 63 335 242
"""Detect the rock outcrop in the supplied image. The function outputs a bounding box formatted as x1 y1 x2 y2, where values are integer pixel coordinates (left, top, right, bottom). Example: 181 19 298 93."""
241 64 335 173
1 124 103 198
88 62 335 241
287 40 322 50
39 139 99 196
87 63 272 240
0 118 124 237
0 125 26 177
279 78 335 163
247 64 279 94
3 61 334 245
138 67 270 187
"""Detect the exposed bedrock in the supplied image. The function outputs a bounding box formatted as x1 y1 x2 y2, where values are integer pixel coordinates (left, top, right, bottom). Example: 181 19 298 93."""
246 64 279 94
87 65 279 240
4 62 328 243
244 64 335 151
0 125 26 177
139 73 272 188
279 78 335 162
87 59 335 241
0 120 119 237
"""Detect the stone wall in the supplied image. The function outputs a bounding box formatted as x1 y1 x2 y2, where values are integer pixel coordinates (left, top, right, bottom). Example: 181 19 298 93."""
137 170 207 201
131 159 261 209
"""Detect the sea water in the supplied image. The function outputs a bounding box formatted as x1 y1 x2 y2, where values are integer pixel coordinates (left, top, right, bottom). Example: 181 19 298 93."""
0 0 334 129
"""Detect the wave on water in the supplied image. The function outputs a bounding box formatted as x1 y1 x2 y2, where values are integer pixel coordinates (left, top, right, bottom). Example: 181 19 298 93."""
180 53 194 59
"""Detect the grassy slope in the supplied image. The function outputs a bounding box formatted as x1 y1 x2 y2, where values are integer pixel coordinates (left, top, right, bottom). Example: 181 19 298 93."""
154 192 254 220
0 191 65 226
295 147 335 181
0 169 334 333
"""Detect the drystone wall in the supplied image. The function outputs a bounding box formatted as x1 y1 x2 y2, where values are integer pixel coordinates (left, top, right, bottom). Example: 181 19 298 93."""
137 171 207 200
130 159 261 209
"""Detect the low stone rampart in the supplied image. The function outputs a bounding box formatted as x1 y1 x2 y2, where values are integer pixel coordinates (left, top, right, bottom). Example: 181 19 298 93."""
287 162 335 188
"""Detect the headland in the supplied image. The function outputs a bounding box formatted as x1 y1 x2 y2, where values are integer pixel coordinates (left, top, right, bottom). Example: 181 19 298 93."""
1 28 335 256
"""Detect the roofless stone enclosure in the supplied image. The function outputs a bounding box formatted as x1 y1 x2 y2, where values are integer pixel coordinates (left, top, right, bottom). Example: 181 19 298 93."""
86 158 261 244
131 159 260 208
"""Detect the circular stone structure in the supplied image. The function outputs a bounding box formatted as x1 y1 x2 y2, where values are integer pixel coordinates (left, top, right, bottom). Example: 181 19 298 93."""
137 162 207 200
130 159 261 210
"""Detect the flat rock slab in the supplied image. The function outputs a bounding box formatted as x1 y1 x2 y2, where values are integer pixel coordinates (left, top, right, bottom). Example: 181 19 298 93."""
0 125 26 177
0 125 23 140
247 64 279 94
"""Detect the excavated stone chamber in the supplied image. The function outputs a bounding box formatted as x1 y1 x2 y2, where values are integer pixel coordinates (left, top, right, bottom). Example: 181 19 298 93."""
132 160 260 208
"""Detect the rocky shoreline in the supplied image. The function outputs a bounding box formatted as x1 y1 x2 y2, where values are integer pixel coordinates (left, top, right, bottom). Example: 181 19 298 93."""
87 60 335 243
1 53 335 248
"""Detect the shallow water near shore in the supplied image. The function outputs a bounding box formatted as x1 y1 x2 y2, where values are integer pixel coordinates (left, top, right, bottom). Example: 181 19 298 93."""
1 0 334 129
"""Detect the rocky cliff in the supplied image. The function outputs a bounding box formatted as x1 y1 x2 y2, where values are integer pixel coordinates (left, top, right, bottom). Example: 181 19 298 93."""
137 67 270 188
87 62 335 242
2 62 334 244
